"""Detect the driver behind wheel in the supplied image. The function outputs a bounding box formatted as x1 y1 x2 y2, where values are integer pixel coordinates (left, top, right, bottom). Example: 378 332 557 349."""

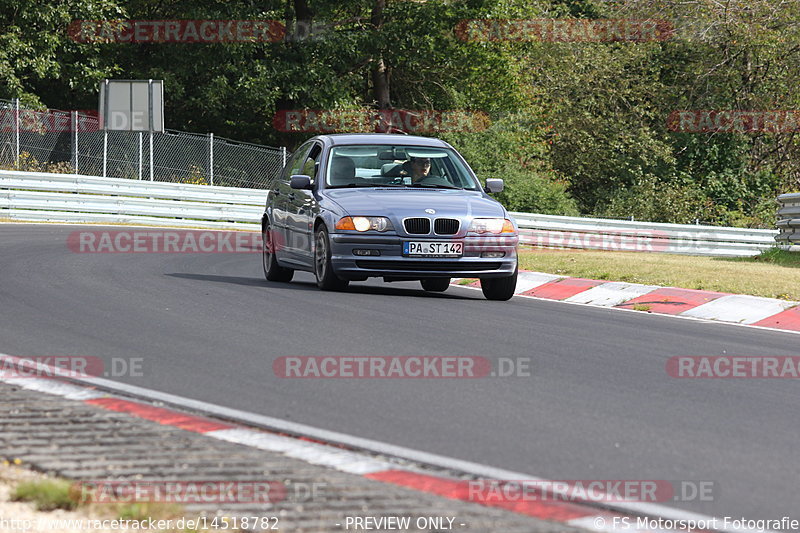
407 156 431 183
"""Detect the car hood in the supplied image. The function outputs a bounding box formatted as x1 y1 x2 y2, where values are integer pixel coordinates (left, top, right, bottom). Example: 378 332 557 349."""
325 188 505 219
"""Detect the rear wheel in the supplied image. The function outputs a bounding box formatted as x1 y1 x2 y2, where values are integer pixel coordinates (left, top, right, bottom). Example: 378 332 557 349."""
262 224 293 282
314 226 349 291
420 278 450 292
480 266 517 301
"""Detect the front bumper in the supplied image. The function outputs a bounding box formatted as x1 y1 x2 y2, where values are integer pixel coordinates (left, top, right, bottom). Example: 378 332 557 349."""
330 233 518 279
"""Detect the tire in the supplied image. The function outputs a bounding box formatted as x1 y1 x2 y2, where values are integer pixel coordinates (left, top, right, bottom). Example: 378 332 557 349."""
262 224 293 282
480 266 517 301
314 226 349 291
420 278 450 292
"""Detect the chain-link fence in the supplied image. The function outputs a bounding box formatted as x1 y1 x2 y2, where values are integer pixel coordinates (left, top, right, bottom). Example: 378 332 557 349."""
0 98 287 189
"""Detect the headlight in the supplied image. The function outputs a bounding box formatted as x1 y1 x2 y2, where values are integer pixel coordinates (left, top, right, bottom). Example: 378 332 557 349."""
468 218 515 234
335 216 393 232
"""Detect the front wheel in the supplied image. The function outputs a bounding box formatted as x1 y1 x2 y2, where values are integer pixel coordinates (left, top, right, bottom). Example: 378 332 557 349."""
420 278 450 292
480 266 517 301
263 225 293 282
314 226 349 291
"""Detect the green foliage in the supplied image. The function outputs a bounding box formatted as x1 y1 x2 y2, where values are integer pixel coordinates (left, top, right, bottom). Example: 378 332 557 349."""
596 175 716 224
443 110 579 215
0 151 75 174
0 0 124 106
3 0 799 225
12 479 77 511
530 41 677 210
493 166 580 215
521 0 800 224
720 196 779 229
596 173 777 228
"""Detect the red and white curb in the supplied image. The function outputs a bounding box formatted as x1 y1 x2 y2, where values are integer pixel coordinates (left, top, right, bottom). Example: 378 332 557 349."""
0 354 753 533
459 271 800 332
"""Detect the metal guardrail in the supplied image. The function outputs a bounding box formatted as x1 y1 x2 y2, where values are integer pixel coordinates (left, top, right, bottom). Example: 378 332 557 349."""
511 212 779 257
777 193 800 246
0 170 264 230
0 170 785 255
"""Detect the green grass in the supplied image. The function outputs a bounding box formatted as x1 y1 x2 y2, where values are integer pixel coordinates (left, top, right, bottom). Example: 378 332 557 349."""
518 247 800 301
12 479 77 511
730 246 800 268
11 477 204 531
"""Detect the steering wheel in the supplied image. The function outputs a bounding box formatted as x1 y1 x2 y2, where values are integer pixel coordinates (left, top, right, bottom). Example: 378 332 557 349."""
379 176 407 186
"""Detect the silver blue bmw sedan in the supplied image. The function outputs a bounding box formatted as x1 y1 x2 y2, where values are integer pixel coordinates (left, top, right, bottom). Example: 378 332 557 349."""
261 133 519 300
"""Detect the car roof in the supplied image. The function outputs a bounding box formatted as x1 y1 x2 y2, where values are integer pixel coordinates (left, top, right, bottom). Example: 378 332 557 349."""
316 133 451 148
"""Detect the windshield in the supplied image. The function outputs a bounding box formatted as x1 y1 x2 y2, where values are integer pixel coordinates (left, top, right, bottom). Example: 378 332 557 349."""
325 145 479 190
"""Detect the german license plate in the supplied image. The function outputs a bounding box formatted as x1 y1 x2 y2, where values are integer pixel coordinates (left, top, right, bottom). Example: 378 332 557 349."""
403 241 463 257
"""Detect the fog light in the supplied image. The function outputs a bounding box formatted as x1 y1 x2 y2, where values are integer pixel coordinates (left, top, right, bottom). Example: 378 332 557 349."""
353 249 381 256
481 251 505 258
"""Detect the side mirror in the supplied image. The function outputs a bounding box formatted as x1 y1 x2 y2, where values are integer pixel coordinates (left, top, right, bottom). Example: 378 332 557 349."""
485 178 504 193
290 175 312 190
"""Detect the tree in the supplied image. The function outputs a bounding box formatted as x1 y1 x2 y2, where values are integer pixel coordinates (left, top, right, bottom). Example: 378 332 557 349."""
0 0 124 107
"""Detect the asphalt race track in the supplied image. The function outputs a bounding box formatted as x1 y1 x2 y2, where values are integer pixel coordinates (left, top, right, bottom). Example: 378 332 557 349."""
1 224 798 522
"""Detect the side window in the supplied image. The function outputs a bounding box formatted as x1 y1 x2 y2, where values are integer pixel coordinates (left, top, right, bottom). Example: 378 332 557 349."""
300 144 322 182
283 144 312 181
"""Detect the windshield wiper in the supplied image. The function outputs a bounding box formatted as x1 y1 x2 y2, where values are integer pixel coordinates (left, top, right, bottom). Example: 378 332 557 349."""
328 183 402 188
407 183 463 190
